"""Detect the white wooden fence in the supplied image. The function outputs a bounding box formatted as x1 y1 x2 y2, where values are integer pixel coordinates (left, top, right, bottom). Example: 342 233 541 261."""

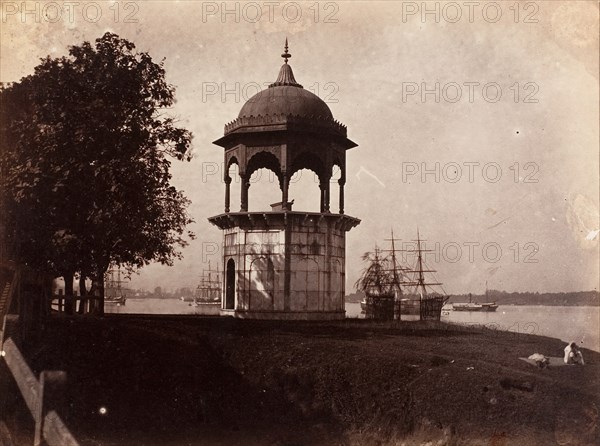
1 316 78 446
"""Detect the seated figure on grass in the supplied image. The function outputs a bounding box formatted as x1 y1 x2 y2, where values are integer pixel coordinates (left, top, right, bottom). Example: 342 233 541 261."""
528 353 550 368
564 342 585 365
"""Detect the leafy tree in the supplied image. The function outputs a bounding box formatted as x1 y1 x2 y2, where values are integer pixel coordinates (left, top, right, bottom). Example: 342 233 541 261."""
0 33 194 314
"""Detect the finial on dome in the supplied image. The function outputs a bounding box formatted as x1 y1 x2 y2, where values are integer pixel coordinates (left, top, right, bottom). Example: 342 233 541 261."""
281 38 291 64
269 38 302 88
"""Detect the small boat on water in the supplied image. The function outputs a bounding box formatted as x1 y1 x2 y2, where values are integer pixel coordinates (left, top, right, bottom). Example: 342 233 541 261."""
452 302 498 312
105 295 126 305
452 287 498 312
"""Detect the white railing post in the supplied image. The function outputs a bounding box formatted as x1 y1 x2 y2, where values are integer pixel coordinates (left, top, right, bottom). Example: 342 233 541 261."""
36 371 68 446
2 334 78 446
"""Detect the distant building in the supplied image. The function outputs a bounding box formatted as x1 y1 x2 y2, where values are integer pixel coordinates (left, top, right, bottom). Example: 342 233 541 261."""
208 41 360 320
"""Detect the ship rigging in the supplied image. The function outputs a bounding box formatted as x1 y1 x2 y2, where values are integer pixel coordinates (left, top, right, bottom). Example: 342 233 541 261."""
357 229 449 321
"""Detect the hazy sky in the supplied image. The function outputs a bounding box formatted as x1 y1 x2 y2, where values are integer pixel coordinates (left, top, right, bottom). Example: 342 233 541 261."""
2 1 598 294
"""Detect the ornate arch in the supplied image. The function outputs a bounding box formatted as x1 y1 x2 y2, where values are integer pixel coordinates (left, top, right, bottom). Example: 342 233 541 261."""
246 151 283 181
289 151 327 183
226 155 240 171
332 156 345 180
331 154 346 214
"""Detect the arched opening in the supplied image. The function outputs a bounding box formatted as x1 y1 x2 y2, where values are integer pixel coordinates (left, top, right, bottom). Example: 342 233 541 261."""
288 152 328 212
288 168 321 212
225 258 236 309
246 152 282 212
330 163 342 214
226 159 241 213
248 168 282 212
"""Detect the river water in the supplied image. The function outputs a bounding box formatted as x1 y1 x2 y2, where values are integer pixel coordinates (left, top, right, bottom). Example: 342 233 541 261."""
347 303 600 352
107 299 599 352
106 298 220 316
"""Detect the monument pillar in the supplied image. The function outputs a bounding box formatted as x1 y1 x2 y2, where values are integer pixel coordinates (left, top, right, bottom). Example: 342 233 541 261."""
208 40 360 320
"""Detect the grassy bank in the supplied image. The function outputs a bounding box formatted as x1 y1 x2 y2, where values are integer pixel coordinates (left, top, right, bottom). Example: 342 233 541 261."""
2 316 599 445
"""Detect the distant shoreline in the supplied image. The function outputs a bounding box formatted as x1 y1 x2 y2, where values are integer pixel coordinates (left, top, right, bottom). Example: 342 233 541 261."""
345 300 600 307
345 290 600 307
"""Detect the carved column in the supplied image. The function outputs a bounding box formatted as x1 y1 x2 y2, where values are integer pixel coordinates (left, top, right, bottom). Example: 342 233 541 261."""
241 174 250 212
281 173 290 209
224 175 232 213
324 179 331 213
338 179 345 214
319 182 326 213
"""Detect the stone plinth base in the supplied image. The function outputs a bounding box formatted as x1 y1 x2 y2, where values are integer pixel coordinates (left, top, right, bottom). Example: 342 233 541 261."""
209 211 359 321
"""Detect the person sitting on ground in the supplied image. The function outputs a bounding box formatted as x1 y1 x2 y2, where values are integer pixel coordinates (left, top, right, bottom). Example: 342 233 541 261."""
528 353 550 368
564 342 585 365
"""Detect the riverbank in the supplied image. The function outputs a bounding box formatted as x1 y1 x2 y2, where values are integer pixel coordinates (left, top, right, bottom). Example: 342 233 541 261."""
345 303 600 352
2 316 599 445
345 291 600 306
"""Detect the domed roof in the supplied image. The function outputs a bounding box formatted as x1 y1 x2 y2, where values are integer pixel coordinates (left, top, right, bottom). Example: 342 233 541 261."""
237 40 333 120
238 85 333 120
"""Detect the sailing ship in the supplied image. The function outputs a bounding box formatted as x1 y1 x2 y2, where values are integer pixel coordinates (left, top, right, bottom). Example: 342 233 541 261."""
386 231 418 317
400 230 449 321
104 267 127 305
361 295 420 315
193 262 222 306
356 247 397 320
452 283 498 312
357 229 448 321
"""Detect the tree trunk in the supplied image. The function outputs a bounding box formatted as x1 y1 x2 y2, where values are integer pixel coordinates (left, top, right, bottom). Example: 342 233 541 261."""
90 266 106 316
88 281 97 313
97 267 105 316
77 272 87 314
63 271 75 315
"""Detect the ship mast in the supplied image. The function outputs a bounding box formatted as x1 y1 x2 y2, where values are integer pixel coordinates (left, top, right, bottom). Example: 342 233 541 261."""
359 230 449 321
416 228 426 299
104 265 127 301
196 260 222 301
384 229 409 319
400 229 442 303
385 229 404 294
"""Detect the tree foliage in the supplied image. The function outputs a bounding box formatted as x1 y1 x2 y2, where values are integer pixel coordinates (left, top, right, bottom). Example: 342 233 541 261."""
355 249 398 297
0 33 194 308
